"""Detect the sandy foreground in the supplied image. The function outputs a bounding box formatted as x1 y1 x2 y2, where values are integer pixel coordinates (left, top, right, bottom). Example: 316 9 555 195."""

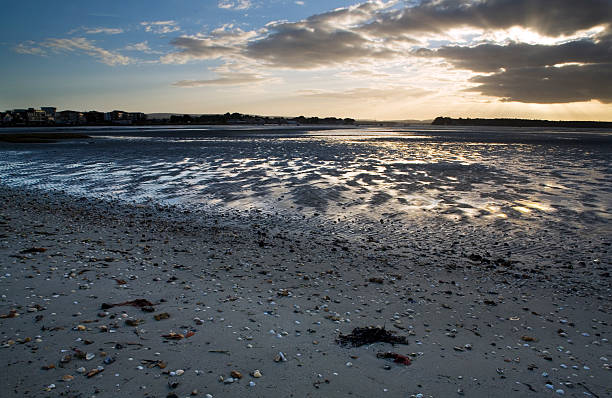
0 186 610 398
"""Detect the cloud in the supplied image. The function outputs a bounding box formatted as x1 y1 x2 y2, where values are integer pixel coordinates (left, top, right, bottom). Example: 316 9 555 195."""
295 1 304 5
469 63 612 103
140 20 180 34
417 33 612 103
164 0 611 70
84 27 124 35
247 28 393 68
14 41 47 56
14 37 132 66
246 2 398 68
300 86 433 100
363 0 612 39
417 38 612 73
161 26 258 64
123 40 162 55
218 0 252 10
172 73 267 87
161 37 236 64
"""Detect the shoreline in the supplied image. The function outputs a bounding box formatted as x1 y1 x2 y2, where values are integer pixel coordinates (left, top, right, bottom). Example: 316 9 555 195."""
0 186 610 397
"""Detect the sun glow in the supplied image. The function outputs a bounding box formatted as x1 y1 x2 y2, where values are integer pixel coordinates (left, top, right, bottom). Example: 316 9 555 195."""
483 25 607 45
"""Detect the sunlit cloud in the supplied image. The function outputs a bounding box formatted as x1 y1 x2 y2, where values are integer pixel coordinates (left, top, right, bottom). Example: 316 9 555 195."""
469 63 612 104
155 0 612 106
84 27 124 35
218 0 252 10
124 41 162 54
246 2 399 68
7 0 612 117
14 41 48 56
361 0 612 39
299 86 433 101
14 37 132 66
140 20 180 34
417 33 612 103
173 72 268 87
161 26 259 64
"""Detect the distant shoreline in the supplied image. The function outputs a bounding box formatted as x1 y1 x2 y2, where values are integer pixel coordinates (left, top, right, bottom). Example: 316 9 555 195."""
432 116 612 129
0 132 91 143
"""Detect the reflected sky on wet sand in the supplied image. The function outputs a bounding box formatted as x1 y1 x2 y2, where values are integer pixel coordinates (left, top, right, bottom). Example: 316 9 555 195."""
1 126 610 228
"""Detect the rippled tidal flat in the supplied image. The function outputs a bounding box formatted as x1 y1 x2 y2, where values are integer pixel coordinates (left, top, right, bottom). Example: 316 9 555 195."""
1 125 610 230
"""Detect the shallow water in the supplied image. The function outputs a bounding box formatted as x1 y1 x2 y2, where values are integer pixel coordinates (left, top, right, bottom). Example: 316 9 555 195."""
1 125 610 228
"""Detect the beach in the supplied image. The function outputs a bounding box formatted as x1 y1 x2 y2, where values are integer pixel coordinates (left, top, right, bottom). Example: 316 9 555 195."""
1 126 611 397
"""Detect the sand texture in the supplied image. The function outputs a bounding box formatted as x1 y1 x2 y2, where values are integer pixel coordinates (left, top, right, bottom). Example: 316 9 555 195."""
0 186 610 398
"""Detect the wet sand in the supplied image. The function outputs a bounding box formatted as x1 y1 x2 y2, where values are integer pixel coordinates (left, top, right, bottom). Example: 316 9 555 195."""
1 126 610 225
1 186 610 398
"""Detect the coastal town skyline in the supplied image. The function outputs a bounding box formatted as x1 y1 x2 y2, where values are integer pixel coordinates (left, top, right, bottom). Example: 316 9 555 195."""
2 0 611 121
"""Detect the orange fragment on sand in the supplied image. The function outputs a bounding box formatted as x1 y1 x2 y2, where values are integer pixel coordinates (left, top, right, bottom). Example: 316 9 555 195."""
0 310 19 319
86 368 104 378
162 332 184 340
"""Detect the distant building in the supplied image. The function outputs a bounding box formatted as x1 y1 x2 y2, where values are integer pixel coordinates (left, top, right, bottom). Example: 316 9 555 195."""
0 112 11 124
85 111 105 124
105 110 146 124
41 107 56 121
56 110 85 125
26 108 49 124
127 112 146 122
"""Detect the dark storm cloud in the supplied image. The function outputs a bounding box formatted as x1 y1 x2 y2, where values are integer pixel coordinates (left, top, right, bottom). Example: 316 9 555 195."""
364 0 612 38
469 63 612 103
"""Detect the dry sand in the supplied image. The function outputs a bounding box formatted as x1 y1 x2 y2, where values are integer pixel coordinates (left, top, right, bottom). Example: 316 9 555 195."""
0 186 610 398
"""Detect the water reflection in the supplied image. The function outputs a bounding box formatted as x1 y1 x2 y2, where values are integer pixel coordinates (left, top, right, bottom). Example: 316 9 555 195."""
0 127 610 227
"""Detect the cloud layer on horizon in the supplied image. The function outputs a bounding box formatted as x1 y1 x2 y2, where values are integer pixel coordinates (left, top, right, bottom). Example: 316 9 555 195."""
172 72 267 87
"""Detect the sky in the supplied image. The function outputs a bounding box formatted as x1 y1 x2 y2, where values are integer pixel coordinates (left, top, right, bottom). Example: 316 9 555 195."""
1 0 611 121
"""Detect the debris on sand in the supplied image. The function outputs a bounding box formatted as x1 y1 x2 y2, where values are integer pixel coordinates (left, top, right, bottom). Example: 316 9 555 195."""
20 247 47 254
162 331 195 340
85 367 104 378
337 326 409 347
141 359 166 369
100 299 155 310
154 312 171 321
376 352 412 365
0 309 19 319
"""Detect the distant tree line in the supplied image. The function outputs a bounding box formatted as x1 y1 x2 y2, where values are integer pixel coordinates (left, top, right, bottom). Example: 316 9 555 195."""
432 117 612 129
168 112 355 126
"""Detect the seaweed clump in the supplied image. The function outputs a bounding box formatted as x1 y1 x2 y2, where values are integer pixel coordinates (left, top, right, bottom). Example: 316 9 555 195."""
337 326 408 347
